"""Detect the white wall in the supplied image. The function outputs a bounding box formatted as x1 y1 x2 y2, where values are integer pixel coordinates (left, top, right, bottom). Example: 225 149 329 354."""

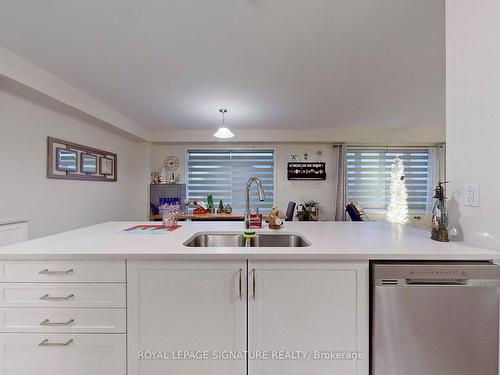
446 1 500 250
0 89 150 239
148 127 445 144
152 143 336 220
0 45 149 141
1 40 445 145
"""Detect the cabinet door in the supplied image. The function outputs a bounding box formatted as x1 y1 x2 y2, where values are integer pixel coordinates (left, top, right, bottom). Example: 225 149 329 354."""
0 333 126 375
128 260 247 375
248 261 368 375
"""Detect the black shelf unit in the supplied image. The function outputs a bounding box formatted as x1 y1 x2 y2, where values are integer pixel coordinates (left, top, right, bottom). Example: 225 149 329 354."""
287 162 326 180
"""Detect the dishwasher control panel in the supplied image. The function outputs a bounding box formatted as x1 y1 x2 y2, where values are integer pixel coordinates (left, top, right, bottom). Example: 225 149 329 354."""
372 262 500 286
407 268 468 277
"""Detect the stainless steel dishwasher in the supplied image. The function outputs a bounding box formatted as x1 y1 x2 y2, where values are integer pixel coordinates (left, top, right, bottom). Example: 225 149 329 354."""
372 261 500 375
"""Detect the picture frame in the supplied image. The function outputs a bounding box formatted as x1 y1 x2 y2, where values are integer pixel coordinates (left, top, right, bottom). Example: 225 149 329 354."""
55 147 78 172
80 153 98 174
47 137 117 182
99 157 114 176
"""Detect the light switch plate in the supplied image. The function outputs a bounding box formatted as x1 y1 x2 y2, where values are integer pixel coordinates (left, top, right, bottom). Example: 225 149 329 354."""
464 184 480 207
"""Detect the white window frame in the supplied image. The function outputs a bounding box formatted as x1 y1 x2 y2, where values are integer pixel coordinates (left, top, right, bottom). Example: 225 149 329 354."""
346 146 435 214
185 147 277 211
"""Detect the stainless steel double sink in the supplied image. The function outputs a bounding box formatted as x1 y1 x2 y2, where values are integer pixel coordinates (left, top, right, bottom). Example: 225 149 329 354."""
183 232 311 247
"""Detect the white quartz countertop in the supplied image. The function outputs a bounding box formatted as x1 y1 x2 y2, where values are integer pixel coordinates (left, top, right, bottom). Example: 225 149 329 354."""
0 221 499 260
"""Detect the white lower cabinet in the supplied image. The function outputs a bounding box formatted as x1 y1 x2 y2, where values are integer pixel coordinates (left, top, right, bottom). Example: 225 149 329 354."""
128 260 369 375
127 260 247 375
0 333 126 375
0 260 127 375
248 261 369 375
0 260 368 374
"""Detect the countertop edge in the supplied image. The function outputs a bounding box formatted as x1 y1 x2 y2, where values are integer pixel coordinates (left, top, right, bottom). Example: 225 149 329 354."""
0 253 498 261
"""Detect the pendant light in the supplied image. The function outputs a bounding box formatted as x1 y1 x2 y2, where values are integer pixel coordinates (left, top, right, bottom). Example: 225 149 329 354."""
213 109 235 139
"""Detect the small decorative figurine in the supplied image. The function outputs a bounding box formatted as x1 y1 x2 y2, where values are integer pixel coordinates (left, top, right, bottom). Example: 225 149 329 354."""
168 172 176 184
217 199 224 214
151 172 160 184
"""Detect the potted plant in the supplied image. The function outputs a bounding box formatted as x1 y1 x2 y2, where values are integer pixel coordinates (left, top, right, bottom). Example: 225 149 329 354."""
296 200 319 221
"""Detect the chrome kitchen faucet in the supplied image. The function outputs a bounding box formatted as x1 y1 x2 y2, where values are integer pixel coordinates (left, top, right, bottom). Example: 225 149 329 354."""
244 177 265 230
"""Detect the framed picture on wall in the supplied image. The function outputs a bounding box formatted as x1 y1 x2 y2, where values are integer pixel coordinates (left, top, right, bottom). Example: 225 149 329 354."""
48 137 117 181
80 153 98 174
55 148 78 172
99 156 114 176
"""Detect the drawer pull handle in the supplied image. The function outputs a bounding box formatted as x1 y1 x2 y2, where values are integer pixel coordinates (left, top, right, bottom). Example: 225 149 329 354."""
39 294 75 301
40 319 75 326
39 269 74 275
39 339 74 346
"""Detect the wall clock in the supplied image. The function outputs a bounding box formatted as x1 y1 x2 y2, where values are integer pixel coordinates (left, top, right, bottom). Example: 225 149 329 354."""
163 156 179 171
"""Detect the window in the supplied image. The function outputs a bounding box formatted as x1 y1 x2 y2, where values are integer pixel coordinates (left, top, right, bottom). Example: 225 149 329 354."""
346 147 431 212
186 149 275 212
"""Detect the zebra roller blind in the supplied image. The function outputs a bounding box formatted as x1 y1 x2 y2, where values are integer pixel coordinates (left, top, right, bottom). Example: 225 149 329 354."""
187 150 275 211
346 147 430 212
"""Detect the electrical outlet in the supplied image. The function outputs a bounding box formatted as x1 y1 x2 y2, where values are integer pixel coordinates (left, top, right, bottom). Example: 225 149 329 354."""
464 184 480 207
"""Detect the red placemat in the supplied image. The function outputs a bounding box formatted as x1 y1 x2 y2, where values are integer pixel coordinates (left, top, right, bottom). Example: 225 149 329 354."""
123 224 181 234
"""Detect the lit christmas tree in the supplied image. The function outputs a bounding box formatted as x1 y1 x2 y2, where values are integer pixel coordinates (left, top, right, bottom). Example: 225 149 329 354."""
159 165 168 183
387 156 408 225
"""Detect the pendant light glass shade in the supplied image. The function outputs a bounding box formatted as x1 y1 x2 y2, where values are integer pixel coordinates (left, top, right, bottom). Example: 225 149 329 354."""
213 127 235 138
213 109 235 138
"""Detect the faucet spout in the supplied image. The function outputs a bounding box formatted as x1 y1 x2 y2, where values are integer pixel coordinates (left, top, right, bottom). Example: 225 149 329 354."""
245 177 266 230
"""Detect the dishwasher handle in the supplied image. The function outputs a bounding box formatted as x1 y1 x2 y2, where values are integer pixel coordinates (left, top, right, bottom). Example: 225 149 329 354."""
406 279 467 286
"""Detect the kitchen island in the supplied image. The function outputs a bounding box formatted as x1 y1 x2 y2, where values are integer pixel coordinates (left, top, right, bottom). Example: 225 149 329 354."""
0 221 497 260
0 221 498 375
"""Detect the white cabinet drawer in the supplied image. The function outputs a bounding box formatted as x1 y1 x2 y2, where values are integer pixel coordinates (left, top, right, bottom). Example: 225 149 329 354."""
0 283 126 308
0 261 125 282
0 333 126 375
0 308 126 333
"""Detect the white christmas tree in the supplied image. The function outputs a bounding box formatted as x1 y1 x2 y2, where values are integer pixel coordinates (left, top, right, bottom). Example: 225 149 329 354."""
387 156 408 225
159 165 168 183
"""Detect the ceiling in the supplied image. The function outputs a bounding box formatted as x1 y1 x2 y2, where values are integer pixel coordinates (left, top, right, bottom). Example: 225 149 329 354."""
0 0 444 132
